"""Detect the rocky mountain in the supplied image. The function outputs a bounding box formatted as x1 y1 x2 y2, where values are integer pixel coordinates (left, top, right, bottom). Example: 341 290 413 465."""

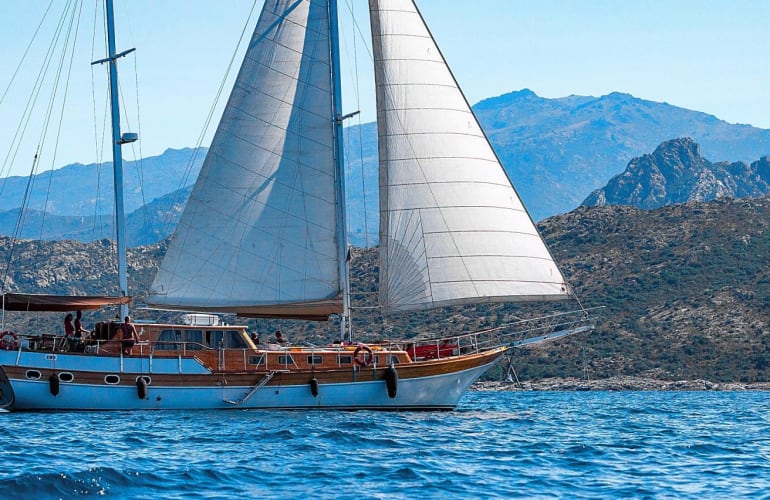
2 91 770 245
471 90 770 219
583 138 770 209
340 91 770 239
3 196 770 383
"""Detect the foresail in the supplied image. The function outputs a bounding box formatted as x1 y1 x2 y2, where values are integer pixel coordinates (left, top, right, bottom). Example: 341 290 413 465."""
149 0 342 318
370 0 570 313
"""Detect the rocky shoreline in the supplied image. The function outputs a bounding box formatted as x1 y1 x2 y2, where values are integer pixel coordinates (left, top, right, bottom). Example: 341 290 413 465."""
472 376 770 391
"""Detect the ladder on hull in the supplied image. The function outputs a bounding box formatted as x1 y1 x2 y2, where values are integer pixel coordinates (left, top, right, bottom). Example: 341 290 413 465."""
224 371 278 406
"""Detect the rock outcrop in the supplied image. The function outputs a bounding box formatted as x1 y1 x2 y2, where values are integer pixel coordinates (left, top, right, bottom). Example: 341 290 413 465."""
583 138 770 209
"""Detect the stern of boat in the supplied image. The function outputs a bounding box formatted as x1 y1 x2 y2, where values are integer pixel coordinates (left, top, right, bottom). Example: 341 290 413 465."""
0 367 14 409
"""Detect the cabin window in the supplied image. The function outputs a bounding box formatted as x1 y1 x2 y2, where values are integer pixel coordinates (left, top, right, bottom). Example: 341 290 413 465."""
58 372 74 383
136 375 152 385
104 374 120 385
374 355 399 365
277 355 294 365
156 329 181 351
226 330 247 349
184 330 203 350
307 355 323 365
338 355 352 365
205 330 223 348
25 370 41 380
249 355 265 365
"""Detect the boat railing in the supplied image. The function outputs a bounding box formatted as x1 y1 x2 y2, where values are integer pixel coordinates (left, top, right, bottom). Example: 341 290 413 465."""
376 307 601 361
477 307 601 350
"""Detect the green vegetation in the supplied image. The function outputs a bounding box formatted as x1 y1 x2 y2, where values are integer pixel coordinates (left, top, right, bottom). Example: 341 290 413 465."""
2 196 770 383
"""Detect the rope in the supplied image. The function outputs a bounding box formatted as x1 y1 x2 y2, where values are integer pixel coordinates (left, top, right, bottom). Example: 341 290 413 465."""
159 0 261 242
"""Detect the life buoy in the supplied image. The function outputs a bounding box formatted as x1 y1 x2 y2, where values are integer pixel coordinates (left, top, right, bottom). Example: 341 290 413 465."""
385 365 398 398
309 377 319 397
0 331 18 351
353 344 374 367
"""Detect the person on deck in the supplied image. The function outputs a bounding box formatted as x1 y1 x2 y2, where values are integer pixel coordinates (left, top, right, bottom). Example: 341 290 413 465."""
63 313 76 351
74 310 90 339
274 330 288 346
120 316 140 356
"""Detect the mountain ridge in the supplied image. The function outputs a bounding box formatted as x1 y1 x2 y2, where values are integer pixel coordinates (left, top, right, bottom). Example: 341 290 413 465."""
2 90 769 245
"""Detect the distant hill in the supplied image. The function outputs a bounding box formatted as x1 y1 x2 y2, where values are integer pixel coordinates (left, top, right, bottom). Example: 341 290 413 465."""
2 90 770 245
470 90 770 220
583 138 770 209
3 196 770 383
0 186 191 247
308 90 770 238
0 147 204 216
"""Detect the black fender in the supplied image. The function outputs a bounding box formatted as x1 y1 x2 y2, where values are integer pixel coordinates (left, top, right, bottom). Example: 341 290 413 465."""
385 366 398 398
136 377 148 400
49 374 60 397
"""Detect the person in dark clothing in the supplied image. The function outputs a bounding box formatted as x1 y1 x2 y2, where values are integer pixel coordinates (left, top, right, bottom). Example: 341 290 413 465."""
63 313 75 351
74 310 90 339
120 316 139 356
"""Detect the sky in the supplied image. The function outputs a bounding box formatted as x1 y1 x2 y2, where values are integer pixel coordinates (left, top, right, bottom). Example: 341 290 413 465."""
0 0 768 179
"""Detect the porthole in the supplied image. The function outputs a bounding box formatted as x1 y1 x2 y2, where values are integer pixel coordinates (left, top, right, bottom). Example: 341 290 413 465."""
135 375 151 385
58 372 74 383
25 370 41 380
104 374 121 385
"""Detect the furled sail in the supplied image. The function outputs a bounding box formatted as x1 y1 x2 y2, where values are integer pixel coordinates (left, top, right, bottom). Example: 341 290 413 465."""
370 0 570 313
149 0 342 319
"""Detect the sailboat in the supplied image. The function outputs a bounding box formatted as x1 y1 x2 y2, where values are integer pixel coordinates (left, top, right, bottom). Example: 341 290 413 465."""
0 0 593 411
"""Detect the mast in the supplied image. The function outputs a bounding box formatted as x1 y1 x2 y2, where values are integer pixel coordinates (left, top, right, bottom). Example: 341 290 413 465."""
95 0 136 319
329 0 351 341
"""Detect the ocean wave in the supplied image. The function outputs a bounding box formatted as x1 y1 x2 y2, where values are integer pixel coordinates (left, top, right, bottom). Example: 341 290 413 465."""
2 392 770 497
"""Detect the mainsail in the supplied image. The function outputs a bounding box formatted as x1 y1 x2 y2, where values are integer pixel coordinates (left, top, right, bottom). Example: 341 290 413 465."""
149 0 343 319
151 0 570 320
370 0 570 312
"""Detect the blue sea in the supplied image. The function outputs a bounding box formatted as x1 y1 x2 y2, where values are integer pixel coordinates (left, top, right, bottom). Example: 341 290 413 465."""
1 390 769 498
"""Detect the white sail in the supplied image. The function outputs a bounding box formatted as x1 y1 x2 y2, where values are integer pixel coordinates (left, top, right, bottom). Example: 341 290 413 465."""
370 0 570 312
149 0 342 319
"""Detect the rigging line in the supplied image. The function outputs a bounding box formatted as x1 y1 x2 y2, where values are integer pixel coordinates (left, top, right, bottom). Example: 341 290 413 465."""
114 0 147 245
95 0 117 270
155 0 262 290
159 0 261 244
8 0 79 249
131 53 148 244
342 0 370 248
116 56 146 241
0 0 74 185
40 0 86 241
1 155 41 293
89 1 108 240
0 0 56 107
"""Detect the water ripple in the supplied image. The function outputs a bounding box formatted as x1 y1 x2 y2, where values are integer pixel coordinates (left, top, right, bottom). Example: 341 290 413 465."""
3 392 770 497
